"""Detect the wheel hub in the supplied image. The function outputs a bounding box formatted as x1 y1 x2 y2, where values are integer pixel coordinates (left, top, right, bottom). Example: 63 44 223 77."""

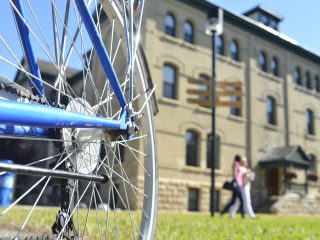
62 98 104 174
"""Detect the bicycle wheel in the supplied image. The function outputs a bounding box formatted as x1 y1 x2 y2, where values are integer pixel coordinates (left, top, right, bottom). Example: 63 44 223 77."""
0 0 157 239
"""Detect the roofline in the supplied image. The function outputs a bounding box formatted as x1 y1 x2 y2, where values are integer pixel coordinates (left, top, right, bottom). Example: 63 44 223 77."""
243 4 283 21
182 0 320 64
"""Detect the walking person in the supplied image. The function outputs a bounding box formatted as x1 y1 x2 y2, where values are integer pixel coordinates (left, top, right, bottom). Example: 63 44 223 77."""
220 155 244 218
229 156 255 218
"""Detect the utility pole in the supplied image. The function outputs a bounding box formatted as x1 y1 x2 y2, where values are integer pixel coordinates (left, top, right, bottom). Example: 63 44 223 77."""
206 7 223 217
188 9 244 216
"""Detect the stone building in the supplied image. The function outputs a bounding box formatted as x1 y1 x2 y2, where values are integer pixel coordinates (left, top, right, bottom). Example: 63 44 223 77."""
141 0 320 211
7 0 320 212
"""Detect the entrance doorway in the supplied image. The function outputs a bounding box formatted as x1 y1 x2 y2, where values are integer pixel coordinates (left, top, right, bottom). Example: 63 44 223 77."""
265 168 279 196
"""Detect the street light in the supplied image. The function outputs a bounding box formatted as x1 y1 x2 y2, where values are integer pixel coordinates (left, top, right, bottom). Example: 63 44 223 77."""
206 7 223 217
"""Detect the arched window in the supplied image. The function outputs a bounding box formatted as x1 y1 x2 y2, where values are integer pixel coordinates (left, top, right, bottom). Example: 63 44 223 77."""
230 86 241 116
306 109 315 135
267 96 277 125
305 72 312 90
315 76 320 93
207 134 220 169
184 21 194 43
162 64 177 99
271 57 279 76
165 13 176 37
259 51 267 72
186 130 199 166
199 74 209 102
230 40 239 61
216 35 224 55
294 67 302 85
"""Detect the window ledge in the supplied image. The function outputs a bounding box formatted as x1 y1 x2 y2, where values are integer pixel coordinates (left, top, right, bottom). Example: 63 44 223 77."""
228 114 244 123
294 85 311 95
306 134 316 141
216 54 228 63
194 105 211 114
264 123 278 131
216 55 243 68
294 86 320 98
158 97 181 107
203 168 223 175
183 165 201 173
180 41 197 51
258 71 282 83
183 166 223 175
160 34 180 45
228 58 244 69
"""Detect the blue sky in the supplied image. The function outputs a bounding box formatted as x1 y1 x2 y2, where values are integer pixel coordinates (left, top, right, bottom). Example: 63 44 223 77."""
0 1 92 80
209 0 320 54
1 1 319 81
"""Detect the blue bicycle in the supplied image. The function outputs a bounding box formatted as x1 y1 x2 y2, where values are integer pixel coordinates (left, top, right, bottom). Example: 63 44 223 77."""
0 0 157 239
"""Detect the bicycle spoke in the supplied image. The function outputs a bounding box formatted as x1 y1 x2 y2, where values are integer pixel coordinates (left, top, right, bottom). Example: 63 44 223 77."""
25 0 56 65
80 183 94 238
15 177 51 238
106 142 148 217
0 149 72 216
51 0 61 65
56 181 92 239
9 0 58 67
0 0 157 238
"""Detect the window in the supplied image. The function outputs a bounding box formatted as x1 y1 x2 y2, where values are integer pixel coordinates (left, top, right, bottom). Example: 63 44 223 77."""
230 86 241 116
259 13 268 25
271 57 279 76
188 188 199 211
230 40 239 61
315 76 320 93
306 109 315 135
184 21 194 43
259 13 278 30
216 35 224 55
207 134 220 169
269 18 278 30
165 13 176 37
294 67 302 86
267 96 277 125
186 130 199 166
305 72 312 90
199 74 209 102
308 154 317 172
162 64 177 99
214 190 220 212
259 51 267 72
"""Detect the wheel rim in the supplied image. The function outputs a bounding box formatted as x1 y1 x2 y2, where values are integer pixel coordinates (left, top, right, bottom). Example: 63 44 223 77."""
0 0 157 239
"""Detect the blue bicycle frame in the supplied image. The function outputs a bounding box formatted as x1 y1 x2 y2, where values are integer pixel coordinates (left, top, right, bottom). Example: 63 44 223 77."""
0 0 131 138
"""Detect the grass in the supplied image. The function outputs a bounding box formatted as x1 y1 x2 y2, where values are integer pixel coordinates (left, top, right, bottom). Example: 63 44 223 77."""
1 207 320 239
157 212 320 240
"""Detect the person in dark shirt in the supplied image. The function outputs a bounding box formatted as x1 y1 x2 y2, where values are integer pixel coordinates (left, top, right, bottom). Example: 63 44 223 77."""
220 154 244 218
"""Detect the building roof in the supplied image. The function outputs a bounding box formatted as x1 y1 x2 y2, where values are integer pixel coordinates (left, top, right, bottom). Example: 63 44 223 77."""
182 0 320 64
259 146 311 169
243 4 283 21
14 59 80 85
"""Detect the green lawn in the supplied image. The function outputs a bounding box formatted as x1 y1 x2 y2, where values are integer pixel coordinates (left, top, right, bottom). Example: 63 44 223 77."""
157 212 320 240
1 208 320 239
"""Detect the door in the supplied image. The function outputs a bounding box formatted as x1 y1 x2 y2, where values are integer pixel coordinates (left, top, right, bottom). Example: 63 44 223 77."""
265 168 279 196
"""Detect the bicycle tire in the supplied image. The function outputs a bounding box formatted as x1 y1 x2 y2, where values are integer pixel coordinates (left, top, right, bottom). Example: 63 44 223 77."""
0 235 56 240
0 1 157 239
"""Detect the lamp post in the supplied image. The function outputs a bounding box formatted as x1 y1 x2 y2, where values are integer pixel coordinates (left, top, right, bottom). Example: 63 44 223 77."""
206 7 223 217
